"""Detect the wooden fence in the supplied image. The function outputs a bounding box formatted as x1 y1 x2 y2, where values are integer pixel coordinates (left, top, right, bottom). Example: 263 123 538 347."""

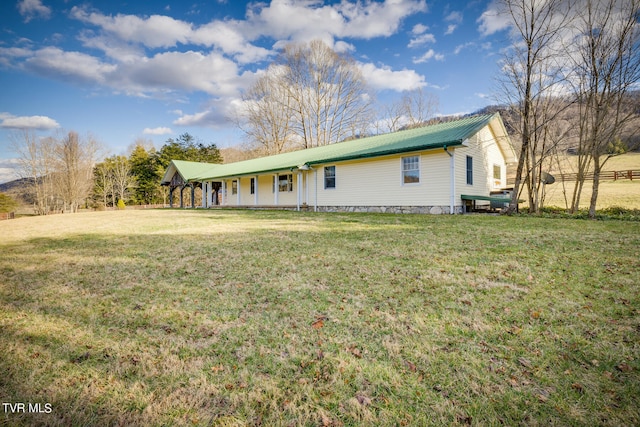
555 170 639 182
0 212 15 221
508 169 639 185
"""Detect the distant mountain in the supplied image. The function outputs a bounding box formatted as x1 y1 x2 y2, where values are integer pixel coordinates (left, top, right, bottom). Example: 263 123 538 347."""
0 177 33 204
0 177 31 193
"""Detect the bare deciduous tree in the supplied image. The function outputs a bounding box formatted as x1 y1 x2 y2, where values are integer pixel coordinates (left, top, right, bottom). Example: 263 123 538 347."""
11 130 56 214
93 160 114 208
498 0 574 214
376 88 439 133
400 87 439 128
239 66 296 155
53 131 99 213
568 0 640 217
237 40 373 151
110 155 136 204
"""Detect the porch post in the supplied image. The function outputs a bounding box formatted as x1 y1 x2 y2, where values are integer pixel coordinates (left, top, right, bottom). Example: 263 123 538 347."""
314 169 318 212
254 175 259 205
236 178 241 206
274 175 279 206
304 171 309 206
296 171 302 211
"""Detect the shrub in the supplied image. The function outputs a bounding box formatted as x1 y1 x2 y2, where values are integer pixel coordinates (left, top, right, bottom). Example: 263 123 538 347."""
117 199 126 210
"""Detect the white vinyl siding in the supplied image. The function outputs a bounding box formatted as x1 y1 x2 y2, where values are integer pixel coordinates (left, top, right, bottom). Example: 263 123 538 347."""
226 174 297 206
314 151 451 207
454 124 508 200
222 123 508 210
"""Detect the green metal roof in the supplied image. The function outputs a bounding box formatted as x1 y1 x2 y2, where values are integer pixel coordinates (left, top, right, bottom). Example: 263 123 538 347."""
166 113 505 183
160 160 222 185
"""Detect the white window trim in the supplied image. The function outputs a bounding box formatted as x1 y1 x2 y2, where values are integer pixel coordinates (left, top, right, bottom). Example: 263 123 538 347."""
401 155 421 186
324 165 336 190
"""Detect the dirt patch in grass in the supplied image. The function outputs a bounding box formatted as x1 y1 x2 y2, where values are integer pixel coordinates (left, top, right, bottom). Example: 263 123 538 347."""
1 210 639 426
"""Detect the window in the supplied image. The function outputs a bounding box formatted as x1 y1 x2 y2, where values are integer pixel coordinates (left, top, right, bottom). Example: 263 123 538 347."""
231 180 238 195
324 166 336 189
250 178 255 195
402 156 420 184
466 156 473 185
493 164 501 181
278 174 293 192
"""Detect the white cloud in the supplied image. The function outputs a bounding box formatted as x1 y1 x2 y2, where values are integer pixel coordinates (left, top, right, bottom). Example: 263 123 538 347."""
115 50 244 97
411 23 429 35
24 47 117 85
17 0 51 23
71 6 192 49
412 49 444 64
191 20 271 64
0 159 21 184
358 62 425 92
70 0 427 62
0 46 33 67
334 41 356 53
173 109 228 128
444 24 457 35
477 1 511 36
408 33 436 48
143 127 172 135
445 11 463 23
5 1 433 131
0 113 60 130
336 0 428 39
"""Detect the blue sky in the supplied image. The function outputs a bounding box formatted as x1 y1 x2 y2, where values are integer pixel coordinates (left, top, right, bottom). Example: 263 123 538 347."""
0 0 512 183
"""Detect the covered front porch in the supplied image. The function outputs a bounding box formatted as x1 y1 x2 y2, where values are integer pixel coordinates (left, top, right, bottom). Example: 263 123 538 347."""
200 169 314 211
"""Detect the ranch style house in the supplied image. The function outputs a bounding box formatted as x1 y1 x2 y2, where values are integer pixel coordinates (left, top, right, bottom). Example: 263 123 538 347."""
161 113 518 214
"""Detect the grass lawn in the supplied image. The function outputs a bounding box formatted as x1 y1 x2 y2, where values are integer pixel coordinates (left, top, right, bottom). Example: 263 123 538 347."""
1 209 639 426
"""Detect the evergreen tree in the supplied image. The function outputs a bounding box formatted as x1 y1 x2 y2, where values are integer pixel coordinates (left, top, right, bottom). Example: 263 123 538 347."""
130 144 162 204
157 133 223 168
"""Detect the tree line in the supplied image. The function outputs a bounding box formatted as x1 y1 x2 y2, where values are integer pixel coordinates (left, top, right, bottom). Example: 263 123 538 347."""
10 131 221 213
92 133 222 209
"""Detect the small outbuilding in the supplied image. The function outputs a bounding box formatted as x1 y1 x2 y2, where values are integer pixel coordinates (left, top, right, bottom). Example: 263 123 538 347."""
161 113 517 214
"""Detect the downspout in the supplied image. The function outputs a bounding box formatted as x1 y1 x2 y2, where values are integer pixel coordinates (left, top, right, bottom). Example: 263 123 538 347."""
444 145 455 214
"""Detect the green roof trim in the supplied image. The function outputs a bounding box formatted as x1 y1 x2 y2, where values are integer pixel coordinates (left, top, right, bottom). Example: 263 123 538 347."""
164 113 508 183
